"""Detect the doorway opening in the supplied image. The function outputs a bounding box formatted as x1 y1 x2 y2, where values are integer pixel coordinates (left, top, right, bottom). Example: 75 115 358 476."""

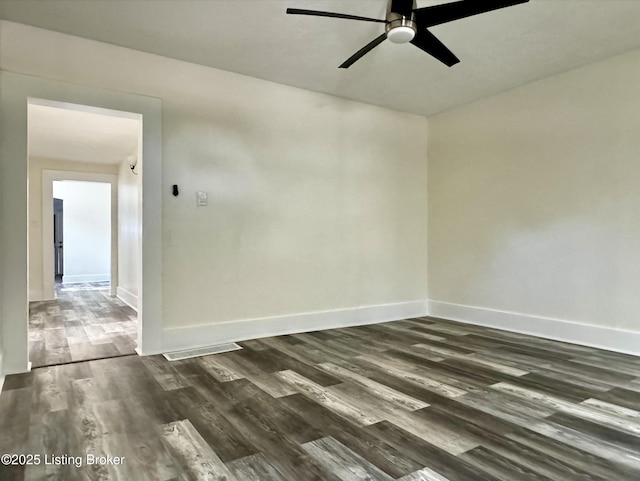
27 99 143 368
54 197 64 283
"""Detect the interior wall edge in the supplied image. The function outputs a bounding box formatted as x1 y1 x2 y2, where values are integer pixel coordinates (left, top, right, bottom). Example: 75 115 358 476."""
0 352 4 392
428 300 640 356
424 116 430 301
161 300 429 354
116 286 138 312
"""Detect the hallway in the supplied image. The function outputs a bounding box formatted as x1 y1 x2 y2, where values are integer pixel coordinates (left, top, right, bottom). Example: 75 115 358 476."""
28 282 137 368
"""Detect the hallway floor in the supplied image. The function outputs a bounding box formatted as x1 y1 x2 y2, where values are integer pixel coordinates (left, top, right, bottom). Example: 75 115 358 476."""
28 282 137 368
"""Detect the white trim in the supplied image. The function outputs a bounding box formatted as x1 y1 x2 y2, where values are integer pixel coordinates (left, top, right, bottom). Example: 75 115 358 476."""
0 376 4 394
161 300 429 354
428 300 640 356
41 170 118 301
62 274 111 284
0 72 163 373
116 286 138 311
136 97 163 357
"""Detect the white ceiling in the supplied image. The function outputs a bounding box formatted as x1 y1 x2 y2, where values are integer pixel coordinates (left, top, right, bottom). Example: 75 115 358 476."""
28 103 140 165
4 1 640 116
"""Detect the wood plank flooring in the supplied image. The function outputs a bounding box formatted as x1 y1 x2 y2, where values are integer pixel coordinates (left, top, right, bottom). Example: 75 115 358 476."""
2 316 640 480
28 282 137 368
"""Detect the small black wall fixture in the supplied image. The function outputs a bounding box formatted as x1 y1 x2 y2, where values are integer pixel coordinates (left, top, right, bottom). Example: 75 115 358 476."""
172 185 179 196
128 155 139 175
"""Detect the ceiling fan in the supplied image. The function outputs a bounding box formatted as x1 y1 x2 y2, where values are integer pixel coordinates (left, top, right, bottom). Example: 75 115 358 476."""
286 0 529 68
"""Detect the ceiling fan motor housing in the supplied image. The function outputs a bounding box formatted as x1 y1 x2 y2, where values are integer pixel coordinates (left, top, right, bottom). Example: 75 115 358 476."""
385 12 417 44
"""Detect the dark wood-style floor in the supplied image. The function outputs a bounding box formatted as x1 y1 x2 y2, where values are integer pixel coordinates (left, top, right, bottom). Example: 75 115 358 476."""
2 316 640 480
28 282 137 368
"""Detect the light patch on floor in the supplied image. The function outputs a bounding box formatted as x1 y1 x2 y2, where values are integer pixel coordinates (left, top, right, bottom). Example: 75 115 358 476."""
163 342 243 361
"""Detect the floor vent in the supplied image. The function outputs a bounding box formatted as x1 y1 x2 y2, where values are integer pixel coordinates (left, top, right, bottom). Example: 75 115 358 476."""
163 343 242 361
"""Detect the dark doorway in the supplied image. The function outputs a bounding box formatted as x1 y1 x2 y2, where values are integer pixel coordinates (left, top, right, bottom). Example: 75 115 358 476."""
53 197 64 282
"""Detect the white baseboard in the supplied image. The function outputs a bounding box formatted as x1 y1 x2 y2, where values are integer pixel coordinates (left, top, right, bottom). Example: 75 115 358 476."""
63 274 110 284
161 300 428 353
428 300 640 356
116 287 138 311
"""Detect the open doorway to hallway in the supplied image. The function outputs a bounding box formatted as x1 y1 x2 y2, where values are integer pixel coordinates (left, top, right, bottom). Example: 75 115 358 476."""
27 99 143 368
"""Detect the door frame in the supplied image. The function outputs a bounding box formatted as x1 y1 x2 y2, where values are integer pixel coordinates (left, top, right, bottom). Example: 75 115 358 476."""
53 198 64 282
42 172 118 299
0 72 163 374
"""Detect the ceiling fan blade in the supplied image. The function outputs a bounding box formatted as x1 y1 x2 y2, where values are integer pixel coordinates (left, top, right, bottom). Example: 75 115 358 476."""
391 0 414 18
411 29 460 67
413 0 529 27
339 34 387 69
286 8 385 24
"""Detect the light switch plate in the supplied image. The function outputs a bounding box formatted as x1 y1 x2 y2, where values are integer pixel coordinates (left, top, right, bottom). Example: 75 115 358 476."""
197 191 208 206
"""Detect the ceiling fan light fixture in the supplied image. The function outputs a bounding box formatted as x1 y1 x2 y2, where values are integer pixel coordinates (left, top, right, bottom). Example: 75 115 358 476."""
386 26 415 43
385 17 417 44
287 0 530 68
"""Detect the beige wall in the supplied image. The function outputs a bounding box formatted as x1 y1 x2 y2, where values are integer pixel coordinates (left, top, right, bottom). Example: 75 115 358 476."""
0 302 3 378
2 21 428 331
0 150 3 374
428 48 640 333
117 157 141 307
28 157 118 300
